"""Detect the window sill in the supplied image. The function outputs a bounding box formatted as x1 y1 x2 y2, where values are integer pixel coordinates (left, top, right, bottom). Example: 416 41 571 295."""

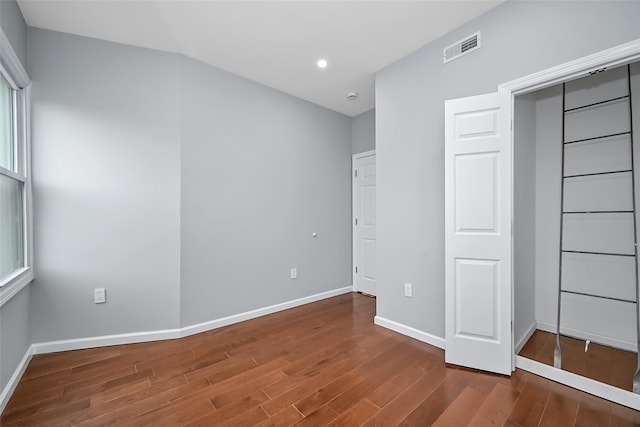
0 267 33 308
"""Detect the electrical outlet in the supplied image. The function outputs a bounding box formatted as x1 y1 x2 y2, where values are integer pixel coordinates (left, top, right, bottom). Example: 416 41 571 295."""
94 288 106 304
404 283 413 298
290 268 297 279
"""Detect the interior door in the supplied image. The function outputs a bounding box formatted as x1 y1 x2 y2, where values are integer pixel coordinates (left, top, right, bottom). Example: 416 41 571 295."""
444 92 512 375
353 151 377 296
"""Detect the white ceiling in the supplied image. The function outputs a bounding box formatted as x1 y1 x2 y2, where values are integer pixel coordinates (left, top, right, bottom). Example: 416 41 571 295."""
17 0 503 117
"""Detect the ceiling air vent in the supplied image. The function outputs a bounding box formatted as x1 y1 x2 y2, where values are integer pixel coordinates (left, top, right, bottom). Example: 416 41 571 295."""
443 31 481 64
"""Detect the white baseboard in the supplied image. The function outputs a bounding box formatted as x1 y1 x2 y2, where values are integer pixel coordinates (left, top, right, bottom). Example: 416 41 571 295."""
31 328 182 355
31 286 353 355
515 321 537 354
536 321 636 352
180 286 353 337
516 355 640 411
0 346 33 414
374 316 445 350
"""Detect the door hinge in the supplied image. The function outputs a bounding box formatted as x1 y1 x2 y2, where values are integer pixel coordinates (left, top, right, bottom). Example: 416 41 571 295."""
355 266 358 274
355 170 358 178
355 218 358 226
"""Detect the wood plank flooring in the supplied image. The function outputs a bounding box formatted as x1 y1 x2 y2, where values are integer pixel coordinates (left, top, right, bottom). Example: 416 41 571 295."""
519 330 637 391
3 293 639 426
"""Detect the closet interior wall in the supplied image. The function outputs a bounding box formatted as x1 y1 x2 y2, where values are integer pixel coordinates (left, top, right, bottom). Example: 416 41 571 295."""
514 62 640 355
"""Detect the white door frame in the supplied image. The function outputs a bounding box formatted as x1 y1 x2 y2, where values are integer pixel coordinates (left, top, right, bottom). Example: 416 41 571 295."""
499 38 640 410
352 149 376 293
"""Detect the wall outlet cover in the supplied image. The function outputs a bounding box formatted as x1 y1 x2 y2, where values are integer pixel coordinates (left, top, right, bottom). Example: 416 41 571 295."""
290 268 297 279
404 283 413 298
94 288 106 304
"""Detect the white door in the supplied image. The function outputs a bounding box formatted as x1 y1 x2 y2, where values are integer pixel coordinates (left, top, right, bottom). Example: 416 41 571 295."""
444 92 512 375
353 151 377 296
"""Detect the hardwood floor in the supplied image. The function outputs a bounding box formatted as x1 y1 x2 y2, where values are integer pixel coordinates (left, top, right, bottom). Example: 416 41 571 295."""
519 329 637 392
2 293 639 426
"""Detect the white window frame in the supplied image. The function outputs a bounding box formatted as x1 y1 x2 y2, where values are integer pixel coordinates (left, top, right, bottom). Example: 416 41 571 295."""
0 27 33 307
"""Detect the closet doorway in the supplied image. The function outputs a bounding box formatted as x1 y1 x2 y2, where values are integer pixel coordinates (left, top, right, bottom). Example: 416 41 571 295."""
514 61 640 392
505 44 640 410
445 39 640 410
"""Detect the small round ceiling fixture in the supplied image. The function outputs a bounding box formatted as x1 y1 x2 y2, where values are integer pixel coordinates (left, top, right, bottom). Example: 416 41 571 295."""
346 91 358 101
316 58 328 69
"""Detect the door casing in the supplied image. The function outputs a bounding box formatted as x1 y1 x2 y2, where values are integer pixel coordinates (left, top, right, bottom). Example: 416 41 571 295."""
352 150 376 295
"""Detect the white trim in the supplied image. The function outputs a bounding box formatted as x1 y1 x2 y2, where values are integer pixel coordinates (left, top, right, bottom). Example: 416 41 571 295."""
499 39 640 95
354 149 376 159
352 154 357 292
516 356 640 411
515 321 537 354
0 345 32 414
374 316 445 349
31 328 182 355
0 30 33 307
180 286 352 337
0 165 25 182
29 286 353 354
0 27 29 88
23 86 33 282
536 321 636 353
352 150 375 293
0 267 33 308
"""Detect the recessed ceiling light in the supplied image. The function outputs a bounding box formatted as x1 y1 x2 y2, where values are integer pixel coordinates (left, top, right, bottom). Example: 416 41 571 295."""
316 59 328 69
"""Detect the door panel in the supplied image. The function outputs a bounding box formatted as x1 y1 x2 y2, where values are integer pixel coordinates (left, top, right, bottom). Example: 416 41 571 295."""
363 239 376 280
445 91 512 375
455 258 499 340
454 152 499 233
363 186 376 225
353 152 376 296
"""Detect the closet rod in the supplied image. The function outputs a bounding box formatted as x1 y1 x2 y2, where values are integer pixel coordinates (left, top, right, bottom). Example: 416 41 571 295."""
560 289 637 304
564 169 632 179
564 94 630 113
565 131 631 145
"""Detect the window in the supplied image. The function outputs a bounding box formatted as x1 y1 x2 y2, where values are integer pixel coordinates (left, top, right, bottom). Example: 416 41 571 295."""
1 74 24 279
0 29 32 304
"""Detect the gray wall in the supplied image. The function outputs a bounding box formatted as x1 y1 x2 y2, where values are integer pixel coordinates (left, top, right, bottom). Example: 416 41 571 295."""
0 0 27 69
29 29 182 341
0 0 29 399
1 286 30 392
27 27 352 341
179 57 351 327
375 0 640 337
351 109 375 154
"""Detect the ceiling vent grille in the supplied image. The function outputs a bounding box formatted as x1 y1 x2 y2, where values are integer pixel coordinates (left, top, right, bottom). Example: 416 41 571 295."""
443 32 481 64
